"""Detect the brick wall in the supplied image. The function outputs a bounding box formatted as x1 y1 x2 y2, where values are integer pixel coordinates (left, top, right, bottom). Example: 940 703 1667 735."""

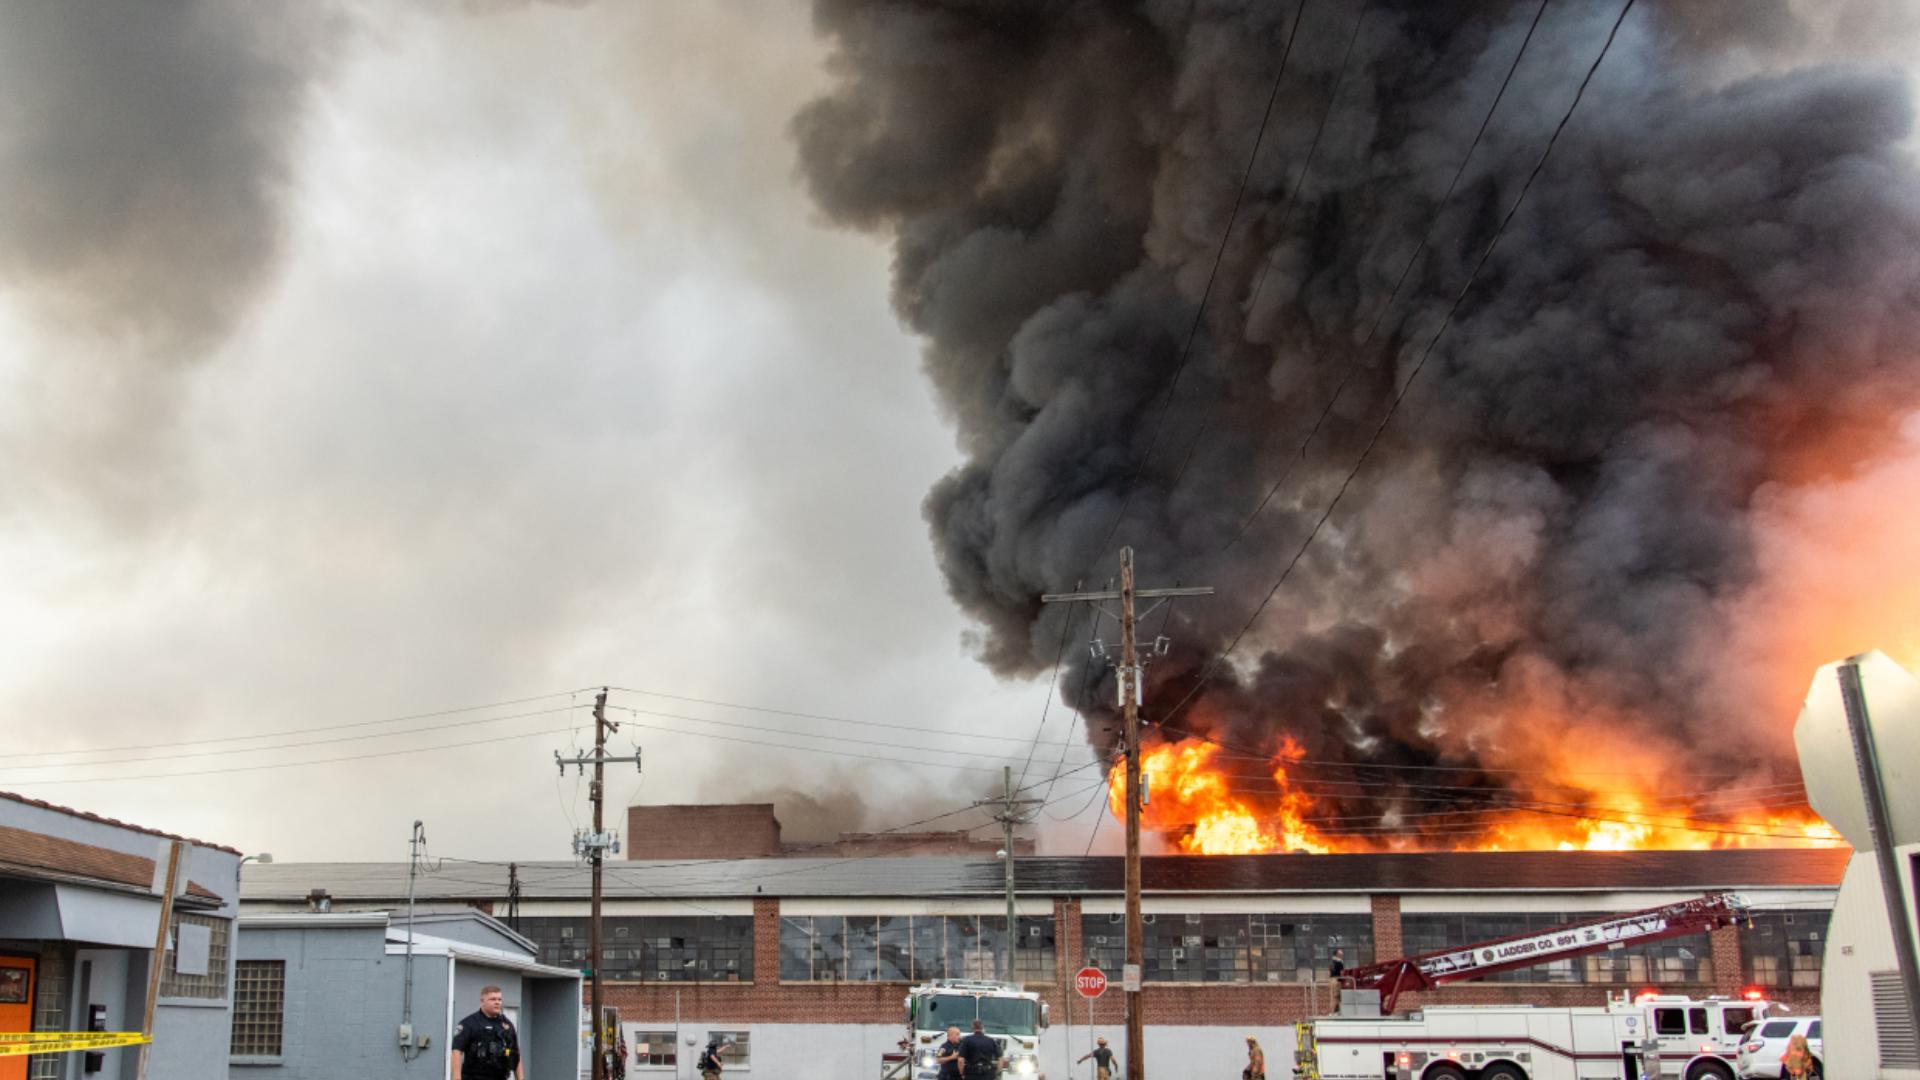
1370 894 1402 958
597 892 1813 1027
1710 924 1743 996
626 805 781 860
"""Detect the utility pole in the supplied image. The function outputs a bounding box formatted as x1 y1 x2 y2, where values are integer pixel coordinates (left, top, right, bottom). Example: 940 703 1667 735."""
977 766 1044 981
507 862 521 933
556 688 642 1080
1043 548 1211 1080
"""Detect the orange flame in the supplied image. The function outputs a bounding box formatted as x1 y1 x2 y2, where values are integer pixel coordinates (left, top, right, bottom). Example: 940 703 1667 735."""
1110 737 1336 855
1104 736 1843 854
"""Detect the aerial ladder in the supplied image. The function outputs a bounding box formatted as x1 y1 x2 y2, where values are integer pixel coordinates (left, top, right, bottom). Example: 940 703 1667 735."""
1341 892 1750 1012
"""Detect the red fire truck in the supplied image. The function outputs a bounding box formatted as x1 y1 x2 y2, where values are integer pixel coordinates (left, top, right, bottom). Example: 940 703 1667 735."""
1295 894 1793 1080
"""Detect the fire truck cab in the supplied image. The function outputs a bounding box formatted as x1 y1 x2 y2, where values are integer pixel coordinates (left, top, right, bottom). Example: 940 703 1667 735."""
1299 992 1785 1080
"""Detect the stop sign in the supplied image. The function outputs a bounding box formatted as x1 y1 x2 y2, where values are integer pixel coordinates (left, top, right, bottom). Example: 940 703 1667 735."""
1075 966 1107 998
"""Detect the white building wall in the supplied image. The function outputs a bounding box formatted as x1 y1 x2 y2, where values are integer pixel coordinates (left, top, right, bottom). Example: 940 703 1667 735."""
618 1020 1296 1080
1821 846 1920 1080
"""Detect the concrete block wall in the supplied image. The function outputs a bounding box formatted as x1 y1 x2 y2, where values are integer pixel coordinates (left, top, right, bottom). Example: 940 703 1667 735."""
230 924 447 1080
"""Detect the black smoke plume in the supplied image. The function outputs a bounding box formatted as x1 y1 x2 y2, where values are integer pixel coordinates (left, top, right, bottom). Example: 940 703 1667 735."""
795 0 1920 845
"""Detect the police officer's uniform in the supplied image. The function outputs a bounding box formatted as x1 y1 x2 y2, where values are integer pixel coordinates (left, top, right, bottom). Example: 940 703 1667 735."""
452 1009 520 1080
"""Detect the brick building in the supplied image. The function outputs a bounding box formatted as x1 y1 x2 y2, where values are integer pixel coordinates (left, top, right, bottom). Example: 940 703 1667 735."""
241 848 1844 1079
624 804 1031 860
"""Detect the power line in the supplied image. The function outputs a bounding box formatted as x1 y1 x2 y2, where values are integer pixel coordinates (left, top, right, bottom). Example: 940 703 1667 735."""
1091 0 1309 558
1237 1 1373 358
1017 592 1081 794
0 705 589 772
1038 601 1109 806
607 686 1099 748
0 722 586 787
1218 0 1551 555
0 705 1104 789
1160 0 1639 729
601 703 1098 770
2 689 598 760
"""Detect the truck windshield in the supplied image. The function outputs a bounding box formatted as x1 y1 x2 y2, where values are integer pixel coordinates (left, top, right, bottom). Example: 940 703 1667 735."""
977 998 1039 1036
922 995 977 1028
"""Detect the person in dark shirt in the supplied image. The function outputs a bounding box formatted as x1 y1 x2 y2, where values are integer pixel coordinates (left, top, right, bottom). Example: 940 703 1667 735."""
450 986 522 1080
935 1025 965 1080
1329 948 1347 982
958 1020 1003 1080
1076 1036 1116 1080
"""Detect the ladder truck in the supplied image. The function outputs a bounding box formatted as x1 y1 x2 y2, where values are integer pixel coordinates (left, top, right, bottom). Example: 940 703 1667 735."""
1296 893 1793 1080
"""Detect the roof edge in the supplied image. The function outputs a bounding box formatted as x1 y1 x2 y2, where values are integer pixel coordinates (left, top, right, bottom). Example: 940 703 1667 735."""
0 791 243 856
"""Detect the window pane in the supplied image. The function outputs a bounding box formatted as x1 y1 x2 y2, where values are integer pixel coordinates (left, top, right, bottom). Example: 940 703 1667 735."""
1081 913 1371 984
230 960 285 1058
779 917 813 981
812 916 847 981
910 916 945 981
846 916 879 982
877 916 912 982
1740 911 1829 989
522 916 753 983
707 1031 750 1068
633 1030 677 1067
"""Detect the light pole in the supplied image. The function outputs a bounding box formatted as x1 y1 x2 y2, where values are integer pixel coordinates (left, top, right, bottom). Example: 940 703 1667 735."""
236 853 272 905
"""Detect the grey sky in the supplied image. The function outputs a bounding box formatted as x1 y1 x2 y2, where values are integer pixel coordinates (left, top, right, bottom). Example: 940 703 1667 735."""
0 1 1103 862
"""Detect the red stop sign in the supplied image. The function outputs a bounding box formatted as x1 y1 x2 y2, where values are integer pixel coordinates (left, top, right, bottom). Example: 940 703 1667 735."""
1075 967 1107 998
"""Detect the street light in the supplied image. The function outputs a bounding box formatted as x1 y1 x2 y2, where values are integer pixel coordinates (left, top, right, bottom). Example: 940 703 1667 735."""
236 853 272 911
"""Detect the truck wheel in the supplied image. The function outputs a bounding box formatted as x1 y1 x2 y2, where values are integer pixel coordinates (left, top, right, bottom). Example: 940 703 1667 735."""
1687 1062 1735 1080
1480 1064 1526 1080
1423 1065 1467 1080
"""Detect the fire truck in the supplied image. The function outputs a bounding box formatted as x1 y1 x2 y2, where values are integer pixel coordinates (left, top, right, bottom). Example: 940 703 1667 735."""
880 979 1048 1080
1295 894 1794 1080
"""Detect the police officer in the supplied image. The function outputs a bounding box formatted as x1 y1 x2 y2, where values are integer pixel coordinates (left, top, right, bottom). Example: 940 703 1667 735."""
450 986 522 1080
958 1019 1003 1080
936 1025 965 1080
696 1037 728 1080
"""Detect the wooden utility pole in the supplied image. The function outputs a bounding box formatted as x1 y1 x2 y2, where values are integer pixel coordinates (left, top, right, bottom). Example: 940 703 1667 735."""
137 840 184 1080
977 766 1044 981
1043 548 1211 1080
556 689 641 1080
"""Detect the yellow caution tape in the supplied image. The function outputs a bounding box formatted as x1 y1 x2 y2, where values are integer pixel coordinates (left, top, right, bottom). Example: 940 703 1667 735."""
0 1032 150 1056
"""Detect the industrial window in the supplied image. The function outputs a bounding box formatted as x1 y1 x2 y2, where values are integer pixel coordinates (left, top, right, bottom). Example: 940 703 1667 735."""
159 914 230 999
230 961 285 1057
1081 913 1373 984
779 915 1053 982
632 1030 676 1068
516 916 752 982
1741 911 1828 988
707 1031 750 1068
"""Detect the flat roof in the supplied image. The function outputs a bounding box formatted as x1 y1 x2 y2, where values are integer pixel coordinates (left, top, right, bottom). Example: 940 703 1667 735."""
241 848 1850 902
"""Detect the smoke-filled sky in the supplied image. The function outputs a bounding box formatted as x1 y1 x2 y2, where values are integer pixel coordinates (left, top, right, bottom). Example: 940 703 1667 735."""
4 1 1919 861
0 0 1094 862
